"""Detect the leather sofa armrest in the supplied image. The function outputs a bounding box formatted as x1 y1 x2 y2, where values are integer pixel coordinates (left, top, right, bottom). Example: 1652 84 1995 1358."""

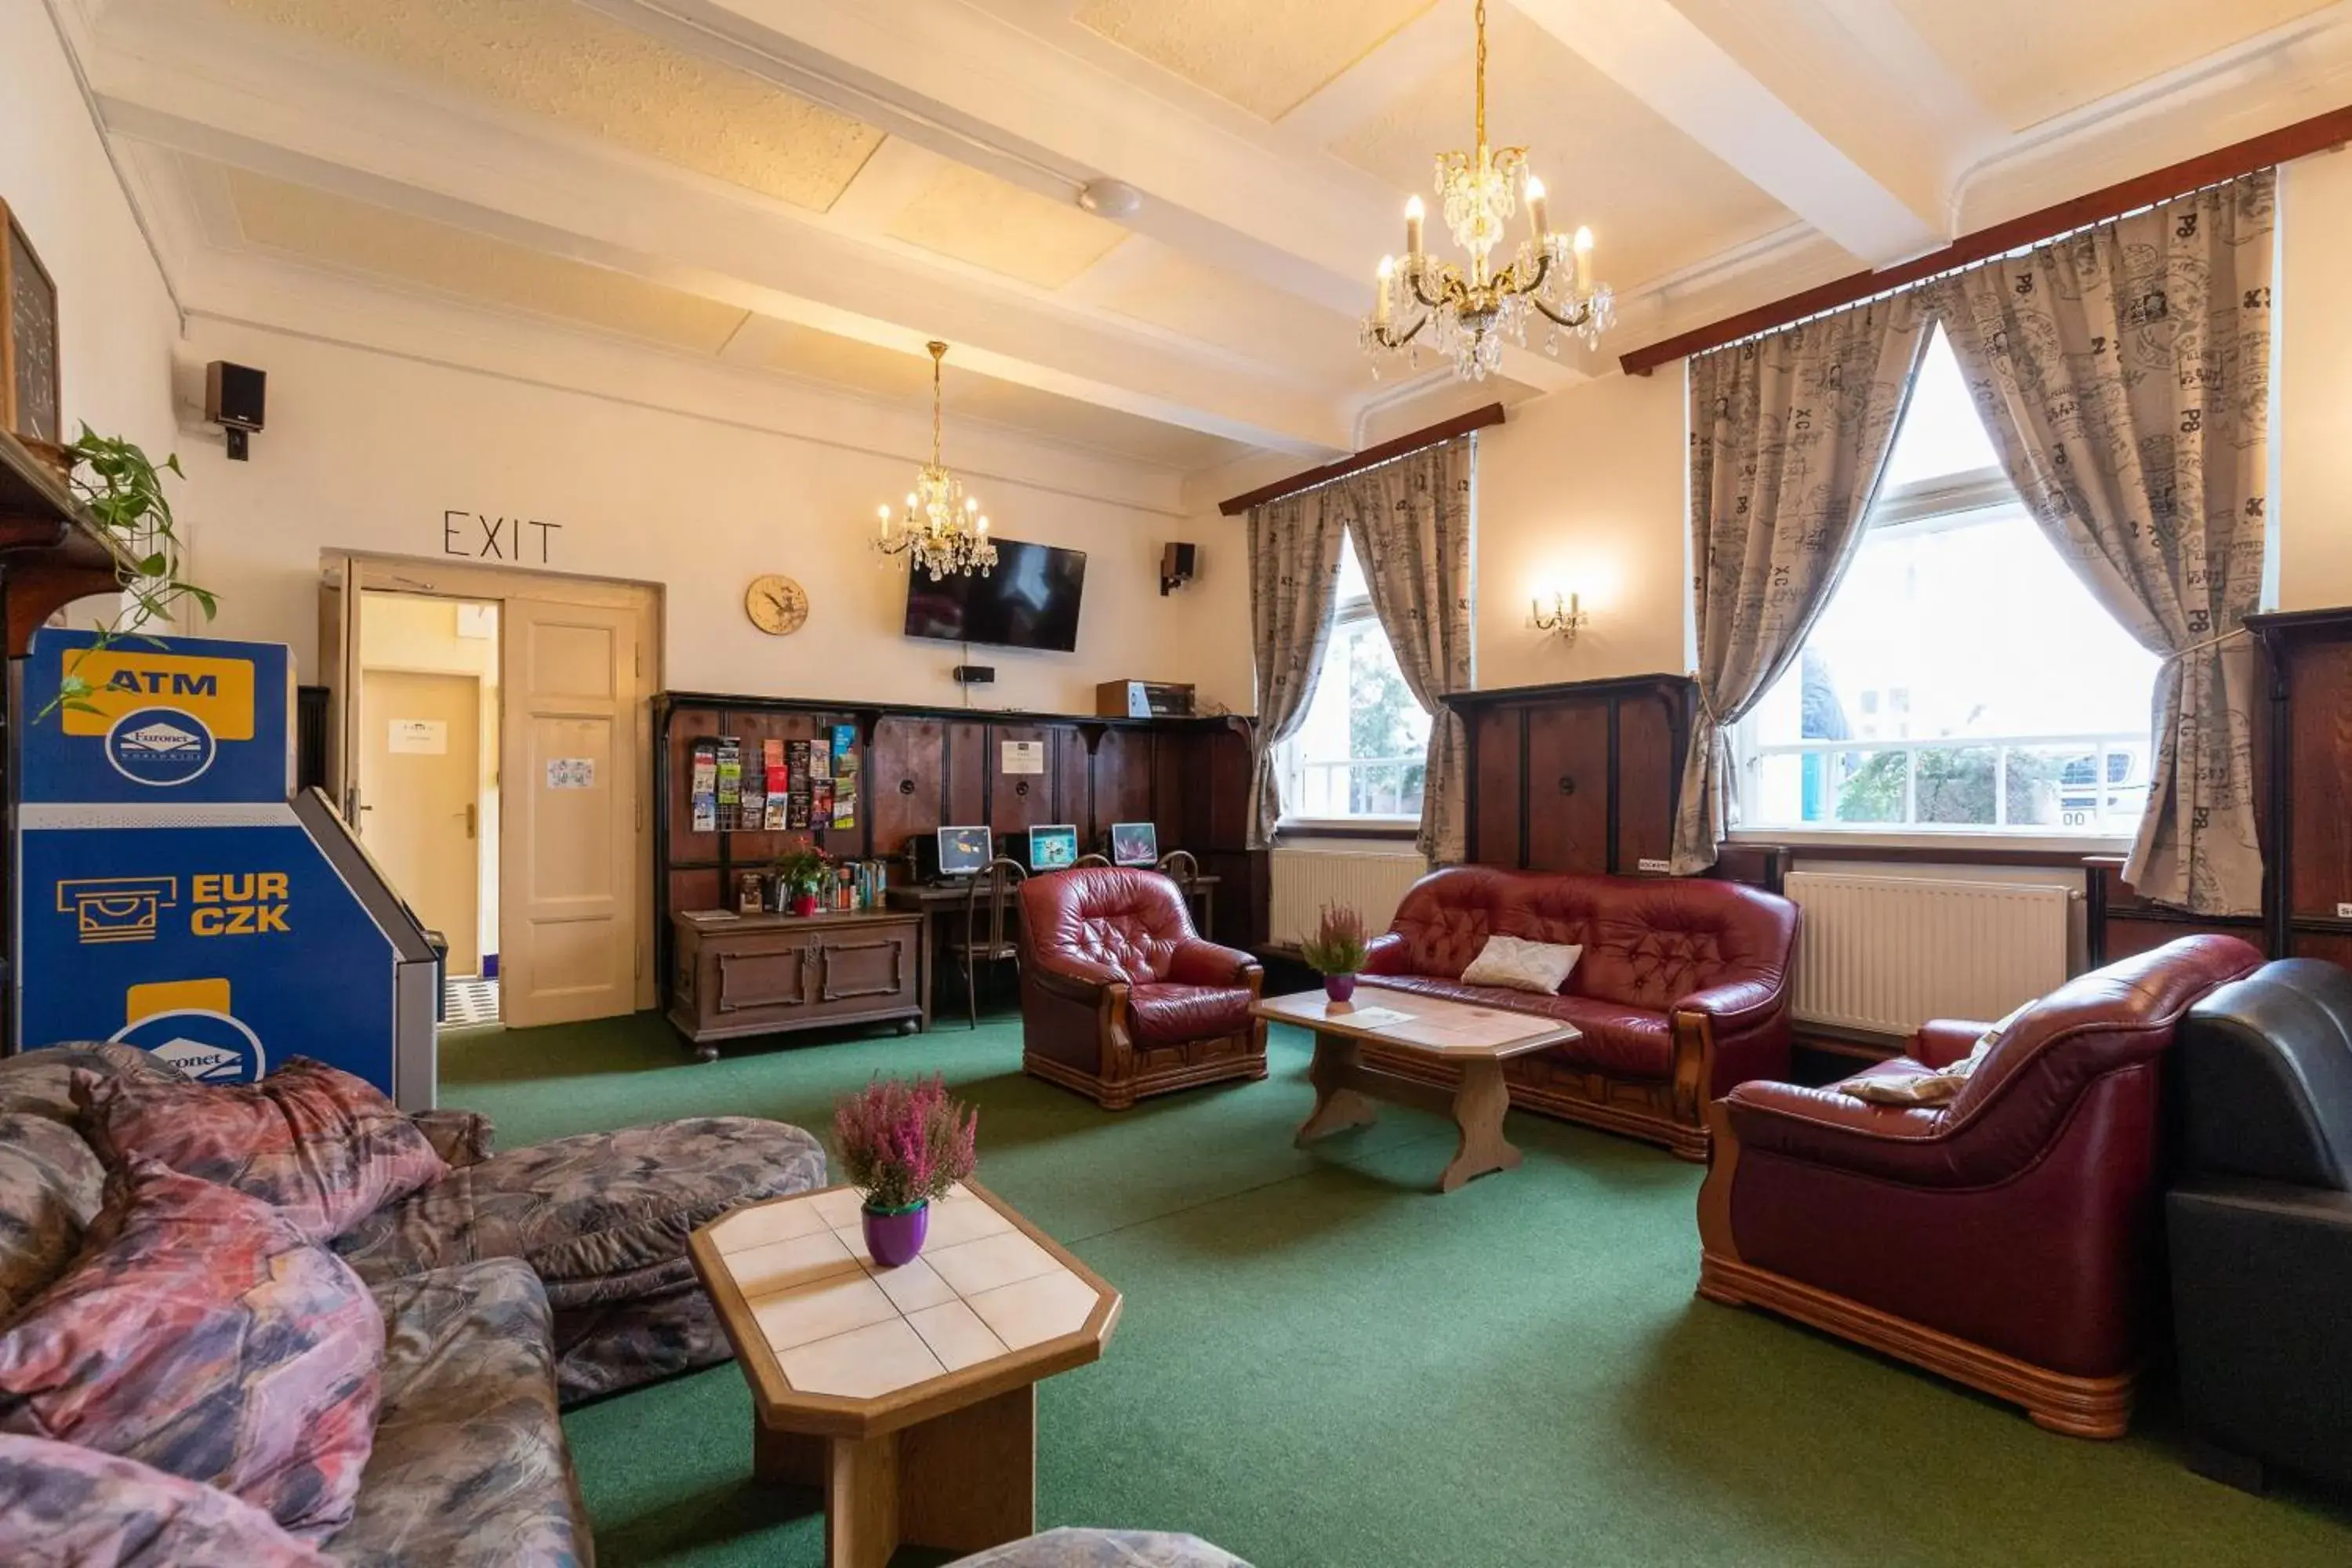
1029 954 1127 1005
1674 977 1784 1033
1910 1018 1996 1069
410 1107 495 1168
1721 1078 1948 1181
1166 940 1258 988
1363 932 1410 975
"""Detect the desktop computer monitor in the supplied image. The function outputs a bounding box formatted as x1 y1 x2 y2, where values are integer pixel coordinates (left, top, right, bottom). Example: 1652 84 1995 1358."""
1027 824 1080 873
1109 822 1158 867
934 826 993 878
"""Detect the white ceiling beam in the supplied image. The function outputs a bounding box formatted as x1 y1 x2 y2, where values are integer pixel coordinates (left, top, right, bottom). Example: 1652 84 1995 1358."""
76 17 1354 454
1508 0 1947 264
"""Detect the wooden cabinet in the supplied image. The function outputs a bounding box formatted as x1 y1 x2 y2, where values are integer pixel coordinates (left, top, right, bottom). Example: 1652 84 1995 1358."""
668 909 925 1061
1450 674 1693 875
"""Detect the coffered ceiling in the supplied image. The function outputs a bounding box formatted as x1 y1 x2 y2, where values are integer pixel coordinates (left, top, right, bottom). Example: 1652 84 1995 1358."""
47 0 2352 481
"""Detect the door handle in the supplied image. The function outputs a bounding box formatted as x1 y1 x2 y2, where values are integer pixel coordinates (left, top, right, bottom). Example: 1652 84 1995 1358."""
464 804 478 839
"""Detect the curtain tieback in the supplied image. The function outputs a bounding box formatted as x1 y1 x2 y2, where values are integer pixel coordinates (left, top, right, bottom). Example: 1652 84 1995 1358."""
2161 626 2250 663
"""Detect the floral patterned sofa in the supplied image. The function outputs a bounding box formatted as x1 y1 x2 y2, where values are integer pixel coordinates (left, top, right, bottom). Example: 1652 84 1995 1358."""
0 1042 826 1565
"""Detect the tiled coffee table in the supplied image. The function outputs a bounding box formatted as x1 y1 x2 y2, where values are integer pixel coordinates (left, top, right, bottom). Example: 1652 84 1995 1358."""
688 1181 1120 1568
1255 988 1580 1192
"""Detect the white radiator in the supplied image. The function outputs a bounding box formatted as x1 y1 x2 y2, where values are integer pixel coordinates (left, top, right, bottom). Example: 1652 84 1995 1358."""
1269 848 1428 947
1784 871 2074 1036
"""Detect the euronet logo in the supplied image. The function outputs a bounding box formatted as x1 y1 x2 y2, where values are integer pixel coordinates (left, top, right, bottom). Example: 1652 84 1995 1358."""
104 707 218 787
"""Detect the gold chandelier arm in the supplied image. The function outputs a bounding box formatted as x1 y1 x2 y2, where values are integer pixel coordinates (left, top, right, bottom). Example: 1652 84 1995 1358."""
1407 263 1470 312
1530 294 1592 329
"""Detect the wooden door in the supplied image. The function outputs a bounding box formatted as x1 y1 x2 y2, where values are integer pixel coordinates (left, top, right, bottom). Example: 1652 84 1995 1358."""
500 598 641 1026
358 670 483 972
1525 702 1612 872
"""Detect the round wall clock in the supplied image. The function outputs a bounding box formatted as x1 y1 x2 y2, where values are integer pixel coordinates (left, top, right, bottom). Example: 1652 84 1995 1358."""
744 573 809 637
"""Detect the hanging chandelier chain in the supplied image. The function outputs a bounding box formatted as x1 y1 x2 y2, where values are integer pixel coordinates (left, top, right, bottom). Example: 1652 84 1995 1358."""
1474 0 1486 153
927 339 946 468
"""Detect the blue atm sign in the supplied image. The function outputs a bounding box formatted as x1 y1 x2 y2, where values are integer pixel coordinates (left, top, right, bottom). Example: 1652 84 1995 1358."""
21 630 288 806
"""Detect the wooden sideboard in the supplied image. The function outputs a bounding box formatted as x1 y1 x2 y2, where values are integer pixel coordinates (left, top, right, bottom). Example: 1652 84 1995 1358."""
1448 673 1694 875
667 909 926 1062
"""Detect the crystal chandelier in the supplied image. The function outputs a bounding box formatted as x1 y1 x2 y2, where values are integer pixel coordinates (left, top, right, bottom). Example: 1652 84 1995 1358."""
873 341 998 580
1361 0 1613 380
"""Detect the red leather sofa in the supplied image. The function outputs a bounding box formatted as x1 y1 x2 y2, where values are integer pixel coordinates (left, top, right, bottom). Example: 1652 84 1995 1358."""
1697 934 2263 1438
1357 867 1798 1159
1018 867 1268 1109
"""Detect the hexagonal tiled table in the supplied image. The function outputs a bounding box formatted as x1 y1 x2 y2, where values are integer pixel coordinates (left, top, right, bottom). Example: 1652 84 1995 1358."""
688 1181 1120 1568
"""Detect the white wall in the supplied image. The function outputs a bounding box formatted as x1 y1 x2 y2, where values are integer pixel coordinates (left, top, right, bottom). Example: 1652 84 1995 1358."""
1 3 179 488
176 320 1254 717
2279 146 2352 610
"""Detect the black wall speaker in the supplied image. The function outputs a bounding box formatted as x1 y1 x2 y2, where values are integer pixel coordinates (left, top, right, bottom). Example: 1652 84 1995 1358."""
205 361 267 460
1160 541 1197 597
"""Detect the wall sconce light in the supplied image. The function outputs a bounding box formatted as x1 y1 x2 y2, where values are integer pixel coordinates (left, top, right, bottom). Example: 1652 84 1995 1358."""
1532 590 1588 644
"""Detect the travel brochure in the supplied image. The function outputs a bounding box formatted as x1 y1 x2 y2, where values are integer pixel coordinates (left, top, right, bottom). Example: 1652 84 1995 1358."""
688 723 863 836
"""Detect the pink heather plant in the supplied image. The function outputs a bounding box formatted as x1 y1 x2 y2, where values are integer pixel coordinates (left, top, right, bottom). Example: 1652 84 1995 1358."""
834 1073 979 1211
1300 902 1370 977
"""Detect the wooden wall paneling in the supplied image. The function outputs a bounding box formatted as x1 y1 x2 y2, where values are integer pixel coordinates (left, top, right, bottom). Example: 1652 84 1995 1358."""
945 720 989 829
1152 728 1190 851
1092 726 1156 848
1469 705 1524 867
1201 721 1255 849
1051 725 1091 837
1614 690 1679 873
671 867 725 920
989 724 1053 837
2288 930 2352 966
2282 637 2352 921
1523 702 1612 872
666 705 723 849
869 716 944 858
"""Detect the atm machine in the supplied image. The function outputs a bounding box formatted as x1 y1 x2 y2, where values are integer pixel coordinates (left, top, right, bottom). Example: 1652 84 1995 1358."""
12 628 441 1109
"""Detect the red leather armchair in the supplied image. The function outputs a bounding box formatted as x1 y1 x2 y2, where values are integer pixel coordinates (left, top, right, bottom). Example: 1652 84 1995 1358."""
1018 868 1267 1110
1358 867 1798 1159
1697 934 2264 1438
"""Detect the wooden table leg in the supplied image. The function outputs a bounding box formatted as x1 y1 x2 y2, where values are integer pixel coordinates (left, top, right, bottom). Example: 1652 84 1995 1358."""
1438 1056 1521 1192
899 1385 1036 1554
826 1430 902 1568
1295 1031 1381 1146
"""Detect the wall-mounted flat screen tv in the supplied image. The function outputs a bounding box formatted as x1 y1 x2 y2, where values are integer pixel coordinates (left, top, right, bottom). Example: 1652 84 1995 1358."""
904 537 1087 654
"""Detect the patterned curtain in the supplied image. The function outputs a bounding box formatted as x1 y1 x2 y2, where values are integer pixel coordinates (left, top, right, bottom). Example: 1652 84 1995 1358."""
1673 294 1932 873
1929 172 2274 915
1245 490 1346 848
1334 437 1475 862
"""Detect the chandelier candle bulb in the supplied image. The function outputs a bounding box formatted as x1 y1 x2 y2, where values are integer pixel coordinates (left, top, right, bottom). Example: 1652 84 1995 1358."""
1405 196 1425 263
1573 227 1594 293
1526 176 1548 241
1375 256 1394 324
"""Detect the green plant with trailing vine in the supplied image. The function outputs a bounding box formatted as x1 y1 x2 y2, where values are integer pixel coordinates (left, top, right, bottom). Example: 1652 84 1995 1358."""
41 425 219 720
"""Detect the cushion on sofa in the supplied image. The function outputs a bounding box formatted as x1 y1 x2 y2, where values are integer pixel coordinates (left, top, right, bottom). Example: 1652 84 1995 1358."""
1459 935 1581 995
334 1116 826 1401
0 1433 331 1568
1359 975 1675 1079
1128 982 1254 1044
326 1261 586 1568
0 1159 381 1542
0 1113 107 1323
0 1043 187 1128
75 1058 445 1243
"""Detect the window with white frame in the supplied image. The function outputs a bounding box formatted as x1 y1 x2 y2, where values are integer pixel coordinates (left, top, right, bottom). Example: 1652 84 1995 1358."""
1279 535 1432 826
1732 327 2161 839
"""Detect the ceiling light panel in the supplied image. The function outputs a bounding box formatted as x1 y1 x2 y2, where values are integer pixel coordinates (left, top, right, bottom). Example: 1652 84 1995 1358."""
219 0 884 210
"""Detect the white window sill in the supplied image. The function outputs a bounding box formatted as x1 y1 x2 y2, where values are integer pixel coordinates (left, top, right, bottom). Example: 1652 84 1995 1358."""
1727 827 2135 856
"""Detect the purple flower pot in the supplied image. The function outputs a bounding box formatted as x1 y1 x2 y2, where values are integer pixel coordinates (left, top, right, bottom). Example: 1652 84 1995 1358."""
862 1201 929 1268
1323 972 1358 1004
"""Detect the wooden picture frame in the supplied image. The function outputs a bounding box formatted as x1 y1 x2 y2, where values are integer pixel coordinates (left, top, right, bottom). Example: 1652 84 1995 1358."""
1 198 63 446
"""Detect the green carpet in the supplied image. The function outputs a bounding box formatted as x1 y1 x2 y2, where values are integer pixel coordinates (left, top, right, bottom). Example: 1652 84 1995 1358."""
440 1011 2352 1567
